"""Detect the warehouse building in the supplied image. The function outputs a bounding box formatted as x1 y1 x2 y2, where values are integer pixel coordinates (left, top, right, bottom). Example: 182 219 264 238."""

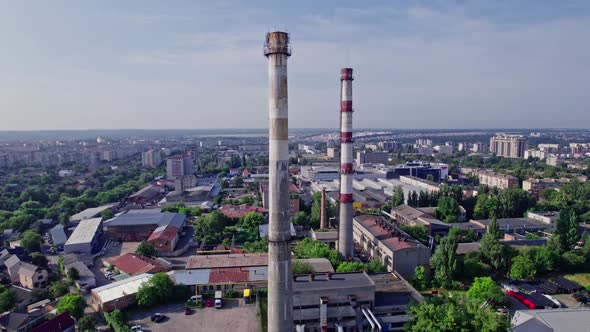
91 273 152 312
70 203 117 223
103 210 185 244
64 218 102 254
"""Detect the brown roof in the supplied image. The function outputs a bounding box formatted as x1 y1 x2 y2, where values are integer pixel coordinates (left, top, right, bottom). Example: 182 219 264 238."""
18 262 40 278
104 253 168 276
354 215 422 251
186 253 268 270
219 205 267 219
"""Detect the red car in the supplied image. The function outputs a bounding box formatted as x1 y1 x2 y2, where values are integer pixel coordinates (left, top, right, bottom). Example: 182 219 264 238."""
205 299 213 307
184 308 191 315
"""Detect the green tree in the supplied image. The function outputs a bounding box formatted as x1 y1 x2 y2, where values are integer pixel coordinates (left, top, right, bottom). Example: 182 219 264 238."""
391 186 405 207
411 266 428 291
430 228 459 288
405 295 509 332
136 272 187 307
77 316 97 332
49 281 68 299
0 286 14 312
67 267 80 280
467 277 505 304
135 241 157 257
480 217 504 270
56 294 86 319
291 260 314 274
20 230 42 253
103 309 128 332
435 196 460 223
31 252 48 267
366 258 387 274
101 208 114 220
336 261 366 272
293 238 341 268
510 253 537 280
291 211 309 227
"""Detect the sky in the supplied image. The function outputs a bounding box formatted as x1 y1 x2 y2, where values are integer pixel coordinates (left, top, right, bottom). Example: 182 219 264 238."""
1 0 589 130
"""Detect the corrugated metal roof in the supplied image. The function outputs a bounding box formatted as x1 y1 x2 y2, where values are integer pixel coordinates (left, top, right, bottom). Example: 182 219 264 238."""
208 268 250 284
92 273 152 303
104 211 185 228
248 266 268 281
64 218 102 246
186 253 268 270
49 224 67 246
70 203 117 221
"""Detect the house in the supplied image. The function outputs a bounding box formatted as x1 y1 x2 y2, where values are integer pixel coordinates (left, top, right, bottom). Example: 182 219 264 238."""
146 225 179 253
104 253 169 276
18 263 48 289
64 261 96 291
30 312 75 332
0 310 45 332
49 224 67 248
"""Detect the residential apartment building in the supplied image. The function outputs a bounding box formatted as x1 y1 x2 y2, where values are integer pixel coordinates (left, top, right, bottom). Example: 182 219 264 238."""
353 215 431 280
522 178 571 198
462 169 519 190
490 134 528 158
166 155 195 178
141 149 162 168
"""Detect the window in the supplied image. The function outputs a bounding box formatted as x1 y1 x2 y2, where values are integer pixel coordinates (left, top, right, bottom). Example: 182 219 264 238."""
216 285 221 291
38 275 44 280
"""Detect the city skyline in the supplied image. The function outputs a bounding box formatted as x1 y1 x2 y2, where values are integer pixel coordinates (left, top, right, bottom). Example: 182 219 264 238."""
1 1 590 130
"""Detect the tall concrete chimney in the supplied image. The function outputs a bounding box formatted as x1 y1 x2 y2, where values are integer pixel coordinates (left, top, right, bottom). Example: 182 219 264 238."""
320 188 327 229
264 31 293 332
338 68 354 259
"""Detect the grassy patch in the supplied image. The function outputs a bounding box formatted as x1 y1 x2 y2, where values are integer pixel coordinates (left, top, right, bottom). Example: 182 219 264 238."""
563 273 590 288
258 297 268 332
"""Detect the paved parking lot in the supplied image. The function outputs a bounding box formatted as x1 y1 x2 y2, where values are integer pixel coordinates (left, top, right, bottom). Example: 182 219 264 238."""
129 300 259 332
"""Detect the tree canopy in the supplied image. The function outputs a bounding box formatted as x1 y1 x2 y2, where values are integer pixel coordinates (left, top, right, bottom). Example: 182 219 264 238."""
56 294 86 319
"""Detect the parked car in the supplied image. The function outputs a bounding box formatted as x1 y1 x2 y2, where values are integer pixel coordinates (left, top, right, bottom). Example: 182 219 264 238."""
130 325 143 332
184 307 191 315
205 299 213 307
151 313 167 322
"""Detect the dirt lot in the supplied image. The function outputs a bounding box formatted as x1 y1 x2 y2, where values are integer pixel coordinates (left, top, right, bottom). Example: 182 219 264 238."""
128 300 260 332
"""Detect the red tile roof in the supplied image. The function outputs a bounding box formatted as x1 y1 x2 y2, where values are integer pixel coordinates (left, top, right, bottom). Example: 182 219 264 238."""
208 267 250 284
147 225 179 242
104 253 168 276
219 205 267 219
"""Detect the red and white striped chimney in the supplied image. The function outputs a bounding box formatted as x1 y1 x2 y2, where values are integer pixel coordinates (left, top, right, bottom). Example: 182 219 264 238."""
338 68 354 258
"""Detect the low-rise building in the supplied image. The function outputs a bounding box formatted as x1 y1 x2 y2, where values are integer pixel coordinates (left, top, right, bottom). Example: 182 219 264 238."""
18 263 48 289
522 178 571 198
49 224 67 248
30 312 75 332
461 168 519 190
64 217 102 254
103 211 185 243
104 253 169 276
512 308 590 332
390 204 450 236
70 203 118 223
91 273 153 312
469 217 551 235
353 215 431 279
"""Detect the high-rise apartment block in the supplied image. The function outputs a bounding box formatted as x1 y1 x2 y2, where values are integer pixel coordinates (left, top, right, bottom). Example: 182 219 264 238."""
166 155 195 178
142 149 162 168
490 134 527 158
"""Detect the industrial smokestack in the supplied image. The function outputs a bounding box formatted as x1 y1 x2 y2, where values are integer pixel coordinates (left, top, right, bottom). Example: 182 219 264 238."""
264 31 293 332
338 68 354 259
320 188 327 229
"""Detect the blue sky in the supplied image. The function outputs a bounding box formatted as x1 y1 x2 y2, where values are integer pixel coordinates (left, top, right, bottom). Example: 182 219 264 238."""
1 1 589 130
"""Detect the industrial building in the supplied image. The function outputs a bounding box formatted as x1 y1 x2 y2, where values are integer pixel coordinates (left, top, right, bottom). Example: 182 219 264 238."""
391 204 451 237
390 161 446 182
490 133 528 158
103 210 185 245
91 273 153 312
64 217 102 254
70 202 117 223
356 151 389 166
353 215 431 279
511 308 590 332
292 271 423 331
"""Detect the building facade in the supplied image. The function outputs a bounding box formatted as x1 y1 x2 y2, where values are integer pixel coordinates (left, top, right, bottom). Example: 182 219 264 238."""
490 134 528 158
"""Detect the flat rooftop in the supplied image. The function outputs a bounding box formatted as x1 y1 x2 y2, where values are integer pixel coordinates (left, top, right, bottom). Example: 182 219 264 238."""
292 271 375 293
70 203 117 221
186 253 268 269
65 218 102 246
92 273 152 303
104 211 185 228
